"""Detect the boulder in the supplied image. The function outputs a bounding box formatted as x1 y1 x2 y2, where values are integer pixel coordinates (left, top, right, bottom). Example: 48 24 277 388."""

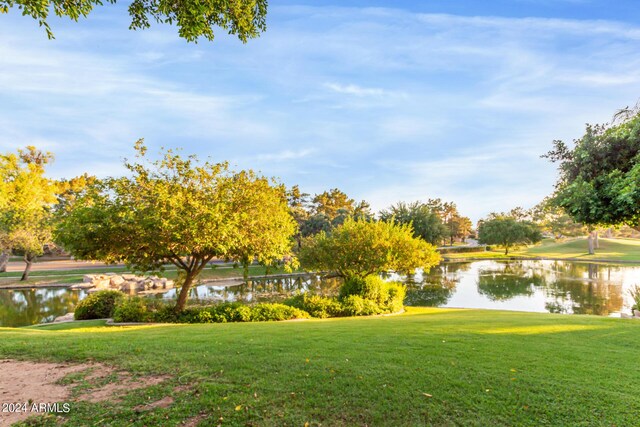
53 313 75 323
110 276 126 286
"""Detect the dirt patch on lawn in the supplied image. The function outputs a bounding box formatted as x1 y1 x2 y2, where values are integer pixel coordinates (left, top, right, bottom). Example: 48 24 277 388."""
0 359 169 425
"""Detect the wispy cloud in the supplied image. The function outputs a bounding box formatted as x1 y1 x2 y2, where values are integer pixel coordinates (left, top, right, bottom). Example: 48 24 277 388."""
325 82 387 97
1 4 640 220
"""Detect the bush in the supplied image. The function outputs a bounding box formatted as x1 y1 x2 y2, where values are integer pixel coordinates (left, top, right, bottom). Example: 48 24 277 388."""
250 303 310 322
340 276 388 303
112 296 149 322
630 285 640 312
285 294 344 318
74 290 123 320
341 295 383 316
340 276 405 313
386 282 406 313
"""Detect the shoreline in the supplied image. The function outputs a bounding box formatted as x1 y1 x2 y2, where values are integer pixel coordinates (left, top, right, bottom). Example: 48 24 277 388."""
0 272 316 291
443 255 640 265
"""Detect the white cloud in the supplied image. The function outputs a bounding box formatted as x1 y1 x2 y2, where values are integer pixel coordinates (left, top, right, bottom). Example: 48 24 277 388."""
2 5 640 220
325 82 387 97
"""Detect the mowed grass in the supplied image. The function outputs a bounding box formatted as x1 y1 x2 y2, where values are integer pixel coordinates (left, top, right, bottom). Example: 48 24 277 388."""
443 237 640 263
1 308 640 426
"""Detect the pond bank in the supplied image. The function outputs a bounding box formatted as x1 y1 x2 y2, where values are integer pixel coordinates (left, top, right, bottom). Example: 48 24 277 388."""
0 272 316 291
444 255 640 265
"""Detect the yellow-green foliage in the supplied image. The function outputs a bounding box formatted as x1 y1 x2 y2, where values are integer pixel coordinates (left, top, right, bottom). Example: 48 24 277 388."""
299 217 441 279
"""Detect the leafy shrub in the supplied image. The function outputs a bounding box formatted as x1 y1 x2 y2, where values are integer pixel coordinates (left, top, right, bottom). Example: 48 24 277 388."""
340 276 405 313
74 290 123 320
630 285 640 312
214 302 253 322
341 295 383 316
385 282 406 313
250 303 310 322
285 294 344 318
112 296 149 323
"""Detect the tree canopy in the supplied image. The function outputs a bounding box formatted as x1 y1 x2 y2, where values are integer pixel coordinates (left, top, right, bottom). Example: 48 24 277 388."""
299 217 441 280
379 201 447 245
477 213 542 255
0 147 57 280
57 141 295 310
1 0 267 42
225 171 297 279
545 109 640 228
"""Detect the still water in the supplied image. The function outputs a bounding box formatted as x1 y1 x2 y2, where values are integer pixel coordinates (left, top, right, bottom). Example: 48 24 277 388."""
1 260 639 327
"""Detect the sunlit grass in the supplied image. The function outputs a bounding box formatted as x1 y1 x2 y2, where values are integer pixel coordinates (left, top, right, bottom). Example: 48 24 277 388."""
443 237 640 263
1 307 639 426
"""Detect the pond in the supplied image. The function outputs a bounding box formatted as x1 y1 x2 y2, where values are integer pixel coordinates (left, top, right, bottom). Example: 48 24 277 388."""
1 260 639 327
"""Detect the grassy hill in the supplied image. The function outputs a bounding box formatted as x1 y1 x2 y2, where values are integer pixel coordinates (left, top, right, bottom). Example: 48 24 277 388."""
2 308 639 426
444 237 640 263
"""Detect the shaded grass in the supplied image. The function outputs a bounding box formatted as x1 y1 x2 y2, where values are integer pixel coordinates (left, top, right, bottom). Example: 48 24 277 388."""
21 320 108 331
443 237 640 263
1 308 640 426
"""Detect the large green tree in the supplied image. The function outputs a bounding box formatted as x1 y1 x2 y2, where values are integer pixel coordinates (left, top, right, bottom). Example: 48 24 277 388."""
226 171 297 279
1 0 267 42
299 217 441 280
0 147 57 280
379 201 448 245
545 109 640 252
477 213 542 255
311 188 355 221
57 141 295 310
530 197 585 239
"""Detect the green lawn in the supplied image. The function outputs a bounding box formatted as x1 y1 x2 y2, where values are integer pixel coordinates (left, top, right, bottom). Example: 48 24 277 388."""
1 308 639 426
443 237 640 263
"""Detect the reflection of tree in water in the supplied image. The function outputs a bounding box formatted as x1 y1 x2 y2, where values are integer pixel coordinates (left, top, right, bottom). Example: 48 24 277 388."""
541 262 624 315
0 288 84 327
476 262 544 301
404 263 468 307
186 275 343 304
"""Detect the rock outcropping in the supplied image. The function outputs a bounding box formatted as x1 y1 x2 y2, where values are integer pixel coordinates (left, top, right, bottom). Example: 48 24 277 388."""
78 273 174 294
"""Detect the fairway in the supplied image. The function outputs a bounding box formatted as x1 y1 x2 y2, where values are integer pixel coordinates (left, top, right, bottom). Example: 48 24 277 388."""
1 308 639 426
523 237 640 261
444 237 640 263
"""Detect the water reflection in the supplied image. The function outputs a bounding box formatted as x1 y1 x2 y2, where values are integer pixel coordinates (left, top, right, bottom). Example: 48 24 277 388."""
1 261 639 327
160 274 343 304
410 260 634 317
0 288 87 327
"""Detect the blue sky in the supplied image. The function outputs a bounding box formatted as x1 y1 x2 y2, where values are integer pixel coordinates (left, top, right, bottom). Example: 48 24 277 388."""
2 1 640 222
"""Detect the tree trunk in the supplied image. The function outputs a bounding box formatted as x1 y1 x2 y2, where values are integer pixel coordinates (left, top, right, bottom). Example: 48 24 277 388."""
243 263 250 281
21 254 33 281
175 272 196 311
0 251 9 273
504 246 509 255
587 233 594 255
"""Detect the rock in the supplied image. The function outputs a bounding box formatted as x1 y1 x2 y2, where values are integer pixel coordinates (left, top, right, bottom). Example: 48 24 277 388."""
122 274 137 280
110 276 125 286
53 313 75 323
93 279 112 290
83 275 95 283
